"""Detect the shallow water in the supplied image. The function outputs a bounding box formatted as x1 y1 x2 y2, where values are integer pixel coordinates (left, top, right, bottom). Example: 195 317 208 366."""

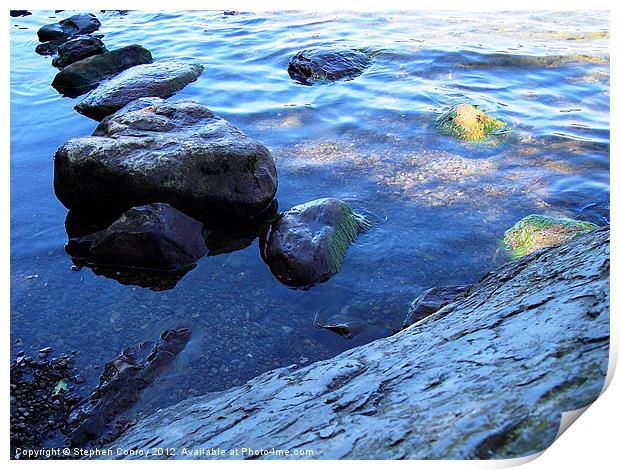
10 10 609 419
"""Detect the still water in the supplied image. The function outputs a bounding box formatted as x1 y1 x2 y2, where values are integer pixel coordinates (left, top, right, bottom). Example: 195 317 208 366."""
10 10 609 418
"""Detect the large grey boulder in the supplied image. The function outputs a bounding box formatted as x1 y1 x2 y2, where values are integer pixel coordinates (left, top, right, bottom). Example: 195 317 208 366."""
54 98 278 222
37 13 101 42
75 60 205 120
260 198 370 288
66 203 207 272
107 227 609 459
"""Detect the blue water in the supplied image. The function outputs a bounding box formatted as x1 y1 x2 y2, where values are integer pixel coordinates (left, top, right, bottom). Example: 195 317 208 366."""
10 10 609 415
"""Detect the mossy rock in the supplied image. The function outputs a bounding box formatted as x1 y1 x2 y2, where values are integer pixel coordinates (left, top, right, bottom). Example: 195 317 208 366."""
436 103 504 141
503 214 597 258
260 198 370 288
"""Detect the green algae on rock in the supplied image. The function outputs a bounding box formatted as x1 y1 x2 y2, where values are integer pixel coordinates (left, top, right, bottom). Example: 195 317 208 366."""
503 214 598 258
436 103 504 141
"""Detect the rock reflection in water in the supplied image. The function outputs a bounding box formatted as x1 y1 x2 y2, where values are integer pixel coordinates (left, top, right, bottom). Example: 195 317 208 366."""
63 201 278 291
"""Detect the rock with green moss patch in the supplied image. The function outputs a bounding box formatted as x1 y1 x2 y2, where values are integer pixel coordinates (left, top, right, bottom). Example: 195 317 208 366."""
260 198 369 288
503 214 597 258
436 103 504 141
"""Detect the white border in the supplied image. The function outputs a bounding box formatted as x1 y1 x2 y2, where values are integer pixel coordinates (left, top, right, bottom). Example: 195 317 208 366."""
3 0 616 467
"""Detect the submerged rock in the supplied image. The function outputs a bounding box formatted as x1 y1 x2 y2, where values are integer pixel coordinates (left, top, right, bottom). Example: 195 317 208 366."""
503 214 597 258
69 328 191 447
315 314 366 340
288 47 371 85
37 13 101 42
436 103 504 141
402 285 472 329
51 45 153 97
52 35 107 68
54 98 278 221
260 198 369 288
75 60 204 120
66 203 207 272
107 227 609 460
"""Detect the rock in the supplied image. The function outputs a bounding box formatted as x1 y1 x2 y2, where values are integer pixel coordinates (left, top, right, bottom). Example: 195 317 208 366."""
10 10 32 17
52 35 107 69
288 47 372 85
75 60 204 120
37 13 101 42
66 203 207 272
503 214 597 258
54 98 277 221
314 314 366 340
402 284 472 329
35 39 68 56
436 103 504 141
260 198 370 288
69 328 191 447
51 45 153 97
64 202 274 255
107 227 609 460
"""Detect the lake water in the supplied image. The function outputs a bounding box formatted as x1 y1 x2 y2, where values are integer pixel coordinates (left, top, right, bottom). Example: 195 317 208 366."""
10 10 609 420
